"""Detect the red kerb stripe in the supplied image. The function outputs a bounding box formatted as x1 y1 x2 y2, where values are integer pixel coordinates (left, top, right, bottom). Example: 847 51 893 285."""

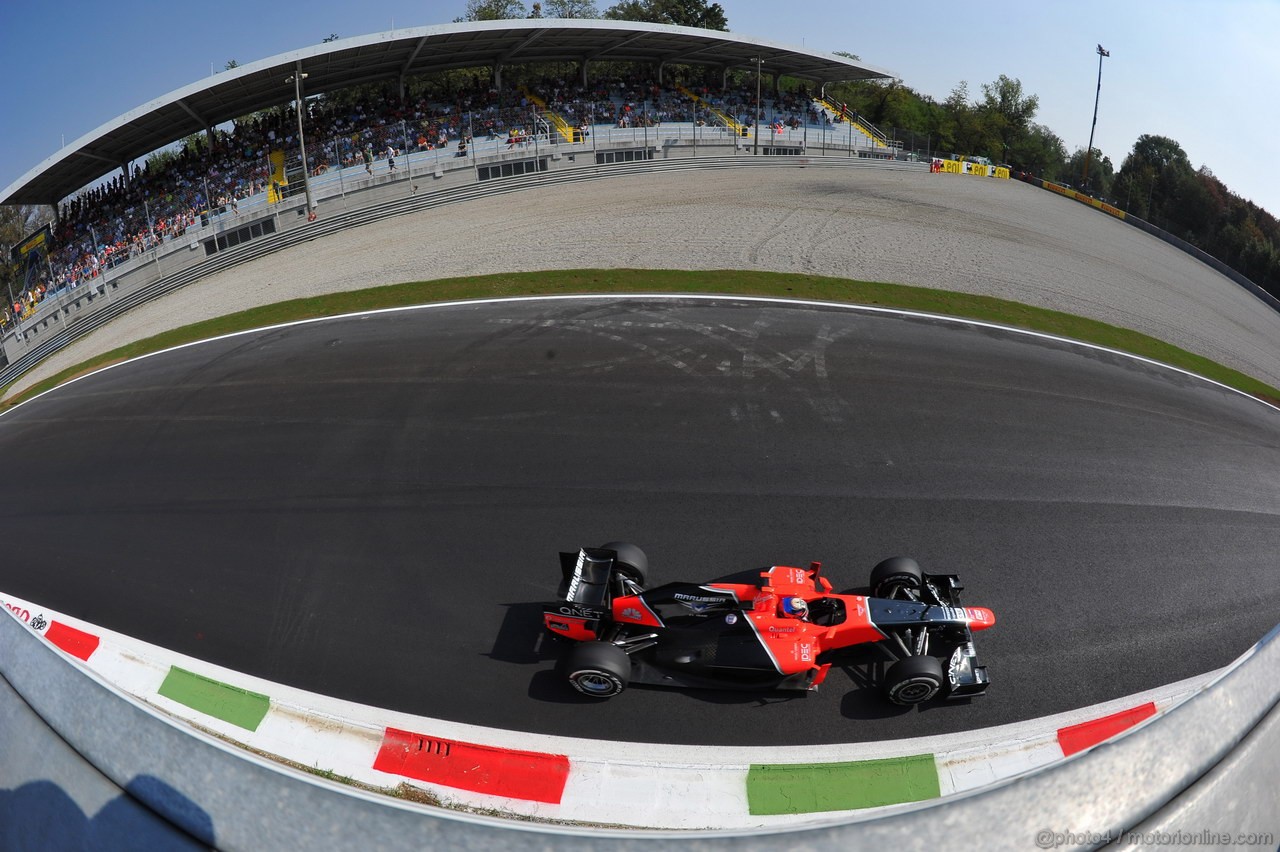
1057 702 1158 757
373 727 570 804
45 621 101 661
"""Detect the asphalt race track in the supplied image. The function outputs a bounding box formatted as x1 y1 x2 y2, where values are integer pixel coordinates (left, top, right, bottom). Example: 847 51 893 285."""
1 296 1278 746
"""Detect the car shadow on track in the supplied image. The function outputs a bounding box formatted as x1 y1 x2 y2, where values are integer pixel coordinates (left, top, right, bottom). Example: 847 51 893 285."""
525 668 814 707
487 603 612 705
486 602 561 665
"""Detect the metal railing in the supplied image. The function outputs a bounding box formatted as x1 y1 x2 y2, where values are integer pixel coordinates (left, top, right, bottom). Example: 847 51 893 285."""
812 96 893 149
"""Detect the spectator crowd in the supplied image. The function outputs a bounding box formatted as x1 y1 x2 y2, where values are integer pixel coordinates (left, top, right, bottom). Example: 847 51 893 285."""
8 74 846 329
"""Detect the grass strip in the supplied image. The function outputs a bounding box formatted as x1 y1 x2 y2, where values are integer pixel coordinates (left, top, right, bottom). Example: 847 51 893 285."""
747 753 941 814
4 268 1278 407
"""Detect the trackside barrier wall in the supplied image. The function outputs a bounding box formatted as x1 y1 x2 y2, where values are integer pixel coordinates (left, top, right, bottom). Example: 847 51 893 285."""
930 158 1010 179
1020 175 1280 315
1 608 1277 849
0 152 924 392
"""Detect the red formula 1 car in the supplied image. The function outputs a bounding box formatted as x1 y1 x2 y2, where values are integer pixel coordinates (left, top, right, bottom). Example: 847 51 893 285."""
542 543 995 706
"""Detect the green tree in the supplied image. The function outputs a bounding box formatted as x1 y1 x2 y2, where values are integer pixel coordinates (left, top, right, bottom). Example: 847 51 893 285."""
980 74 1038 164
1170 168 1220 243
455 0 528 21
940 81 997 157
602 0 647 20
1064 146 1113 197
1114 135 1193 220
876 83 935 130
980 75 1038 131
1128 134 1193 174
603 0 728 29
1007 123 1066 179
824 71 1063 168
545 0 599 16
1105 133 1280 294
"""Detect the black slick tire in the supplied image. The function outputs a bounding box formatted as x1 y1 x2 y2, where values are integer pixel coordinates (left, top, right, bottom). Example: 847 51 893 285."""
562 641 631 698
884 654 945 705
870 556 923 599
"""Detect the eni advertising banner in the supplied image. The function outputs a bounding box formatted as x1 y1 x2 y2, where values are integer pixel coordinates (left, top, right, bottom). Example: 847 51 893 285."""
931 158 1009 179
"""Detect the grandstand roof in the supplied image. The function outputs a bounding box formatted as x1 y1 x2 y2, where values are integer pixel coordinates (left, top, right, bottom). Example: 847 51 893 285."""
1 20 893 207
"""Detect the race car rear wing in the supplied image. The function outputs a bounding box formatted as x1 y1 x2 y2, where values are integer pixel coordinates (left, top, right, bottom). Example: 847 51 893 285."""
558 547 618 607
545 548 619 642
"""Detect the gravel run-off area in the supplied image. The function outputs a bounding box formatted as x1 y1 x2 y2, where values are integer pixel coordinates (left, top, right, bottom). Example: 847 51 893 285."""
10 166 1280 398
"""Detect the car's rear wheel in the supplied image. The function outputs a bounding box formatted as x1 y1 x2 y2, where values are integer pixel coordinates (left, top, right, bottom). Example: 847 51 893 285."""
870 557 922 600
600 541 648 586
563 641 631 698
884 654 945 705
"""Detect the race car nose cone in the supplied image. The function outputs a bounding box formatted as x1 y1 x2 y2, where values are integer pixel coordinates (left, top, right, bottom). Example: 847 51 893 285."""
965 607 996 631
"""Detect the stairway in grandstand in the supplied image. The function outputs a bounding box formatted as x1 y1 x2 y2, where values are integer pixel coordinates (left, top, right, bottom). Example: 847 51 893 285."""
813 96 889 149
675 85 746 136
519 88 578 143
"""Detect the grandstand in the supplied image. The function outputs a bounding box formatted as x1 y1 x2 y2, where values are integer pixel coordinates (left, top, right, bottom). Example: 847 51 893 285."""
0 21 897 338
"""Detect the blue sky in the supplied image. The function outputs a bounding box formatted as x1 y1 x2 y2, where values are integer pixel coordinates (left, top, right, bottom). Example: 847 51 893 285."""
2 1 1277 217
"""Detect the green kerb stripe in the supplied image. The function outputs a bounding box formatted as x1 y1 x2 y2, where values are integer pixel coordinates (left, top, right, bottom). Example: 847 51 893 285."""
158 666 270 732
747 754 941 815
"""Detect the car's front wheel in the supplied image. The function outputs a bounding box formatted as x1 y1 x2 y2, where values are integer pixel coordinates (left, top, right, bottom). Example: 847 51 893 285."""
562 641 631 698
884 654 944 705
870 557 923 600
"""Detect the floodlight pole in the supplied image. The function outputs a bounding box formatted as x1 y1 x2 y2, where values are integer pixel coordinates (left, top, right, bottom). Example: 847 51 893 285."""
753 56 762 155
1082 44 1109 194
1146 156 1166 219
287 65 316 220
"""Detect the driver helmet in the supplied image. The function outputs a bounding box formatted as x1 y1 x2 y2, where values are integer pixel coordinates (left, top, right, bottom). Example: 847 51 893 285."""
782 597 808 618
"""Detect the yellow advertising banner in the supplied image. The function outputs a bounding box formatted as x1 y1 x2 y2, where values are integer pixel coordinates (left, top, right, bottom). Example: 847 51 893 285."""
1042 181 1126 221
12 224 53 291
933 158 1008 179
16 229 47 256
267 150 288 204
